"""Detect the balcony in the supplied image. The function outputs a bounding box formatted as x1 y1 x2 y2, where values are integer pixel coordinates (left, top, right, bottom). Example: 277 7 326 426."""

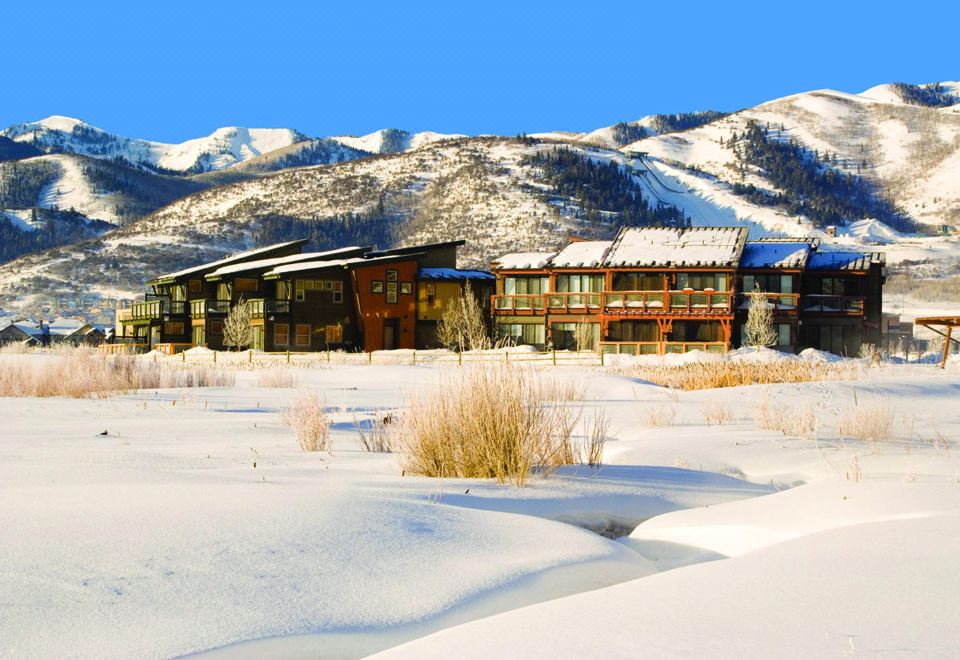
492 291 735 317
190 299 231 319
546 292 602 313
738 292 800 312
127 299 187 322
492 294 546 315
249 298 291 318
801 295 865 315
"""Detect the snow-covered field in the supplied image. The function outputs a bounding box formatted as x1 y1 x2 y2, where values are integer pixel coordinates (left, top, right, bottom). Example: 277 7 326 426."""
2 351 959 658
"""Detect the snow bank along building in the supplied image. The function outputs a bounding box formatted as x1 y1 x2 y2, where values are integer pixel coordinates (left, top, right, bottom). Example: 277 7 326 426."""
490 227 884 355
116 239 493 353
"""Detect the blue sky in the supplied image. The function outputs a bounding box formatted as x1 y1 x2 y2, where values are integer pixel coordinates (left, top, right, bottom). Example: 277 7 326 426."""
2 1 956 141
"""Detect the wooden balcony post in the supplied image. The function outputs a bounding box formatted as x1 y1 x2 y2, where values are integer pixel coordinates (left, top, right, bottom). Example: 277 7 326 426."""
943 326 952 369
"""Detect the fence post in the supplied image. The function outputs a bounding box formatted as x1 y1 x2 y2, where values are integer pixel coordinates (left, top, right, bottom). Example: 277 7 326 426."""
412 350 416 365
286 350 290 364
600 350 604 367
213 351 217 364
153 353 157 364
368 351 373 364
327 349 331 363
182 351 186 362
248 350 252 364
458 351 462 367
552 348 557 366
505 350 508 364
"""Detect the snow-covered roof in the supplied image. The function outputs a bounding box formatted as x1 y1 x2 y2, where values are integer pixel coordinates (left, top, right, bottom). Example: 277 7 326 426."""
741 242 812 269
604 227 748 268
206 247 367 278
807 251 885 271
417 268 495 281
549 241 611 268
150 240 308 283
491 252 556 270
265 257 365 277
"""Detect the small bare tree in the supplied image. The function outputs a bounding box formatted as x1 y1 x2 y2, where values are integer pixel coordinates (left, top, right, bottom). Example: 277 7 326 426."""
437 282 490 351
744 285 777 348
574 321 596 352
222 297 252 350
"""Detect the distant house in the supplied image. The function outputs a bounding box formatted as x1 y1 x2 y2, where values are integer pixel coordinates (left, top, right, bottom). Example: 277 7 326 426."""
0 321 35 347
117 240 493 352
46 318 106 346
489 227 884 356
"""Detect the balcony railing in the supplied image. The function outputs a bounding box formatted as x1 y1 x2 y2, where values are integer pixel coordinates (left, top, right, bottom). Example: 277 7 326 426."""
492 294 546 314
492 290 734 316
738 292 800 311
249 298 291 318
801 295 865 314
598 340 728 355
126 299 186 321
190 299 231 319
546 292 602 313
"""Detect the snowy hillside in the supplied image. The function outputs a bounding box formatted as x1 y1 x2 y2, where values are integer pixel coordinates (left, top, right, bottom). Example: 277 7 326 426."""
0 116 306 174
332 128 466 154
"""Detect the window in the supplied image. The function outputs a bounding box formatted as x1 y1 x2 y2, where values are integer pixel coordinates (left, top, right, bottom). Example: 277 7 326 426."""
425 283 436 304
188 279 203 295
555 274 604 293
551 322 599 351
325 324 343 343
743 274 793 293
295 280 305 301
333 281 344 303
504 276 549 295
818 277 852 296
192 325 205 346
164 321 184 335
497 322 545 347
386 269 398 282
676 273 728 291
170 285 187 302
236 278 258 293
401 282 412 295
613 272 663 291
209 321 223 335
323 280 333 290
372 281 384 294
276 280 291 301
274 323 289 346
672 321 722 342
252 326 264 351
608 320 659 342
296 324 311 346
216 282 233 301
386 282 398 304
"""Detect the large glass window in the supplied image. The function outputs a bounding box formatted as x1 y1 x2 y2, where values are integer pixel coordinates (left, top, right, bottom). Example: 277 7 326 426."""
274 323 289 346
551 322 599 351
497 322 545 347
672 321 723 342
217 282 233 301
676 273 729 291
504 276 549 295
607 321 659 342
296 324 311 346
612 272 663 291
555 274 604 294
743 274 793 293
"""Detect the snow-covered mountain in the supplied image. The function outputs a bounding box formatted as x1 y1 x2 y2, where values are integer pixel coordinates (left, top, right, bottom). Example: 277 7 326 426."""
0 116 307 174
2 80 960 317
331 128 466 154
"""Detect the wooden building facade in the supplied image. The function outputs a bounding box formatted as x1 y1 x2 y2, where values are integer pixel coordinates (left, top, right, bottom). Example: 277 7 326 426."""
490 227 884 356
117 239 494 353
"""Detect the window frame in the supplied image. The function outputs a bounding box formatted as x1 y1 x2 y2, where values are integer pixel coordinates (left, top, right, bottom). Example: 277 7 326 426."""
400 282 412 295
386 282 398 304
386 269 399 282
295 324 311 347
372 281 384 294
274 323 290 346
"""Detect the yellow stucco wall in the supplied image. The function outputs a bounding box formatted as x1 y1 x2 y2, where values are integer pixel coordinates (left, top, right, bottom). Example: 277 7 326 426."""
417 281 462 321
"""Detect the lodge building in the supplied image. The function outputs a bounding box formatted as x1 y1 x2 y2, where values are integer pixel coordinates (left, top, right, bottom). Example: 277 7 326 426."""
116 239 494 353
490 227 884 356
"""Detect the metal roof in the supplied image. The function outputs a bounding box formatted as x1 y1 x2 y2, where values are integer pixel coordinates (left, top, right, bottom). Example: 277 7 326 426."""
148 239 309 284
417 268 495 281
740 242 813 269
807 251 885 271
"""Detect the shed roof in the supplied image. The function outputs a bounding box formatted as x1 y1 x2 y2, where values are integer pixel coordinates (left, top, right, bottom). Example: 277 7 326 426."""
417 268 495 281
492 252 556 270
549 241 611 268
807 251 885 271
205 246 368 279
740 242 813 269
149 239 308 284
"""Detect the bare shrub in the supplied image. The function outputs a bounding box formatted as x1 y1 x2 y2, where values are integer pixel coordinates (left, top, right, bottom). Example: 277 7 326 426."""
398 366 582 485
437 282 490 351
701 402 732 426
257 368 296 388
628 360 858 391
222 298 252 350
838 394 894 444
581 409 610 467
574 321 596 352
282 389 331 452
355 413 395 452
858 343 882 367
641 402 676 427
754 395 816 437
744 286 778 347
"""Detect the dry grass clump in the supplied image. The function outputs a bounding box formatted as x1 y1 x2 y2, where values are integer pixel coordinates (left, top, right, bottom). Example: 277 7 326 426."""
640 402 677 427
701 402 733 426
837 394 894 444
257 368 297 388
755 395 816 437
282 389 331 452
398 366 584 485
0 350 234 398
628 360 858 391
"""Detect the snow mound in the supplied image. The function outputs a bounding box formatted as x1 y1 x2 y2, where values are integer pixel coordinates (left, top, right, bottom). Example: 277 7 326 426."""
798 347 844 363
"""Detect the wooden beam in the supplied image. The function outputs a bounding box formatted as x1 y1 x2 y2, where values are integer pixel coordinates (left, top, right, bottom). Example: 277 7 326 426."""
943 325 952 369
